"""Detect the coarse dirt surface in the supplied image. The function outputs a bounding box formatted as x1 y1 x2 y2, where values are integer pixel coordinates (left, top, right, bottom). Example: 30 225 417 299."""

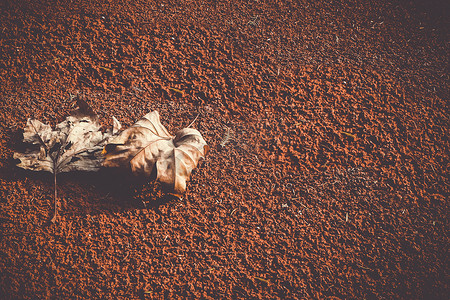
0 0 448 299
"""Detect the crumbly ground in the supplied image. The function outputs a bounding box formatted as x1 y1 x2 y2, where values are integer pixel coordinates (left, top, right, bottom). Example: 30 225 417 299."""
0 0 448 299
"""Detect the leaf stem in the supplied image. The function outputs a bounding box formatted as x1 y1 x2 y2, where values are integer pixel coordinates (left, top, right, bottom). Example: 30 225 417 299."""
51 171 58 223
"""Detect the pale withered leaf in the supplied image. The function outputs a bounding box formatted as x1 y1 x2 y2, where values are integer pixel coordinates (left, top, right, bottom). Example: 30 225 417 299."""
14 99 121 223
103 111 209 195
14 99 121 174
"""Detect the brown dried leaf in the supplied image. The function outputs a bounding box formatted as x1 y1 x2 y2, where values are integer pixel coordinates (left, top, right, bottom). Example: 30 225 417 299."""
13 99 121 223
103 111 209 195
14 99 121 174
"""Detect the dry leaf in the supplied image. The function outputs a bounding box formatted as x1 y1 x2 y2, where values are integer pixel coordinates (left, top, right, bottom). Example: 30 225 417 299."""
14 98 121 222
14 99 121 173
103 111 209 195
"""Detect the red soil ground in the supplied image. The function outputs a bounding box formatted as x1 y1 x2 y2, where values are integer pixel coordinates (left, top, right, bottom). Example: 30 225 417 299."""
0 0 448 299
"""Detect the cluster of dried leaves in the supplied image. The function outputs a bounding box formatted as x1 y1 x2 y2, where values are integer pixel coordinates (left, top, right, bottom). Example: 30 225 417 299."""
14 99 209 222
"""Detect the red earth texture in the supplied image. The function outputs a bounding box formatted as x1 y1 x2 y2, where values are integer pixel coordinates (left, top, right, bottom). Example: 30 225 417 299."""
0 0 448 299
